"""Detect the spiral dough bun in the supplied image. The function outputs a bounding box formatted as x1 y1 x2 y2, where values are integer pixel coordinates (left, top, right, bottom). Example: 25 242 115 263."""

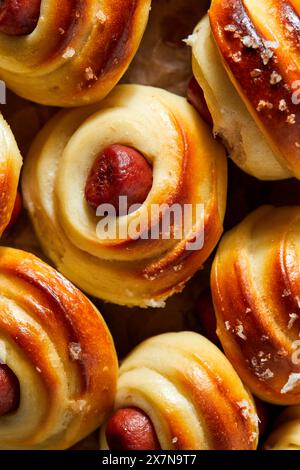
191 0 300 181
0 0 151 106
100 332 259 450
0 113 22 236
264 406 300 450
212 206 300 405
22 84 227 308
0 247 118 449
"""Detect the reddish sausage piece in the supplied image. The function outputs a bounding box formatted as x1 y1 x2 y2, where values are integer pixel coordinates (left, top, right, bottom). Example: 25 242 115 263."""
187 77 213 126
0 0 41 35
85 144 153 215
106 407 161 451
0 364 20 415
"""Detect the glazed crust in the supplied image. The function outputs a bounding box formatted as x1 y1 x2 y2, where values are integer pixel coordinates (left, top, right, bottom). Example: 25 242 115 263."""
191 15 291 181
212 206 300 405
0 0 151 106
0 247 117 449
22 84 227 308
0 114 22 236
100 332 259 450
209 0 300 178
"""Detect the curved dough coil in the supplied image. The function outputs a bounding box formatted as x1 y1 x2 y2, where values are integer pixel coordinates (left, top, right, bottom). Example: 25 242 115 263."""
0 113 22 236
22 84 227 308
212 206 300 405
191 0 300 180
0 0 151 106
264 406 300 450
100 332 259 450
0 247 117 449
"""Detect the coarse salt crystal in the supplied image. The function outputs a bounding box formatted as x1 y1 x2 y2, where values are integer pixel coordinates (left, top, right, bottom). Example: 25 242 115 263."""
69 342 82 361
236 321 247 340
287 114 296 125
96 10 107 23
270 71 282 85
279 99 288 111
281 373 300 394
62 47 75 59
288 313 299 329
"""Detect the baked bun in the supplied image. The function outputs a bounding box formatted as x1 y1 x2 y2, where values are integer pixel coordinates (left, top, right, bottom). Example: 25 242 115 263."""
100 332 259 450
212 206 300 405
22 84 227 308
0 0 151 106
264 406 300 450
190 1 300 180
0 247 117 449
0 113 22 235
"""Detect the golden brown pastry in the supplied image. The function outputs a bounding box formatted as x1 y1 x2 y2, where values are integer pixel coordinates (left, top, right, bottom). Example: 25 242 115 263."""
190 0 300 181
22 84 227 308
100 332 259 450
264 406 300 450
212 205 300 405
0 113 22 236
0 247 117 449
0 0 151 106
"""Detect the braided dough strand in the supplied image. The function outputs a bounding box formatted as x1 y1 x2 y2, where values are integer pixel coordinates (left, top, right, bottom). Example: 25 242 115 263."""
0 0 151 106
0 247 117 449
22 85 227 307
100 332 259 450
212 206 300 404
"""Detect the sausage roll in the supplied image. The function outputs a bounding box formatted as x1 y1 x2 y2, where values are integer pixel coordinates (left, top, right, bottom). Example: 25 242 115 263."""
0 113 22 236
0 247 117 449
22 84 227 308
212 205 300 405
264 406 300 450
190 0 300 180
0 0 151 106
100 332 259 450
